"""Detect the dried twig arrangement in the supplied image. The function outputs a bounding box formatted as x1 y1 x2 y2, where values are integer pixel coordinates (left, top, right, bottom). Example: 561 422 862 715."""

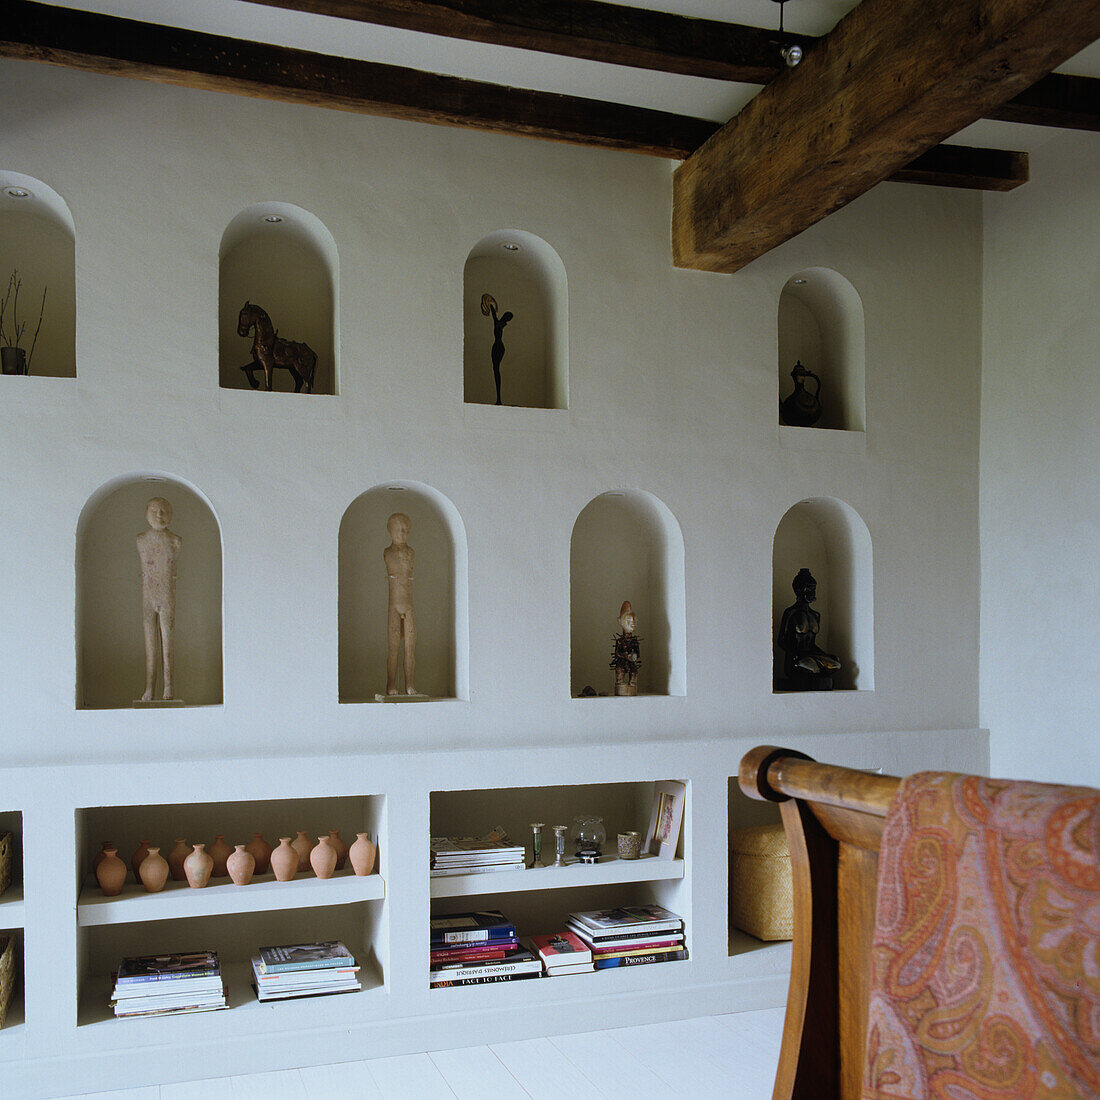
0 271 48 373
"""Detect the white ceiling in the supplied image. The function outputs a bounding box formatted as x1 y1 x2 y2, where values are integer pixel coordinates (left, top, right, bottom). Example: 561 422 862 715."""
44 1 1100 153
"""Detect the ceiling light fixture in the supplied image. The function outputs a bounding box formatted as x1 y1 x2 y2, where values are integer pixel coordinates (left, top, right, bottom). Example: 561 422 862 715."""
261 214 284 224
771 1 803 67
502 242 521 251
791 277 807 285
3 186 31 199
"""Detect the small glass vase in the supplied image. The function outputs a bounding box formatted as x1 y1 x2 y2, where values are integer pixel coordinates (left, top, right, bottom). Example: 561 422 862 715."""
571 814 606 863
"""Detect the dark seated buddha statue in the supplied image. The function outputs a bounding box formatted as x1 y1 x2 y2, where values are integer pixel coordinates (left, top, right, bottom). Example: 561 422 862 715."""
776 568 841 691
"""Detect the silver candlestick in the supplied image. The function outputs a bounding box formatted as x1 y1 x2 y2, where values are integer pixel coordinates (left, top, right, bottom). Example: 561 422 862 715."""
552 824 568 867
529 823 545 868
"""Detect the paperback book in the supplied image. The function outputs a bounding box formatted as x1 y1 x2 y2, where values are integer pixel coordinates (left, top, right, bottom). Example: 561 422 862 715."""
115 950 220 985
430 946 542 984
570 904 683 933
251 957 361 1001
111 950 227 1017
430 910 517 946
528 932 592 966
431 970 543 988
593 949 688 970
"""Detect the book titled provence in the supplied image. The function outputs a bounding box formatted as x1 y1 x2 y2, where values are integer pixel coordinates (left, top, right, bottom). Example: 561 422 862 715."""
430 910 516 945
258 941 355 973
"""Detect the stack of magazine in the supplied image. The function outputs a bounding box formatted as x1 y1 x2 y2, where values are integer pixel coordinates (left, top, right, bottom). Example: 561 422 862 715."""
430 910 542 987
429 828 526 876
111 950 227 1018
567 904 687 970
251 941 361 1001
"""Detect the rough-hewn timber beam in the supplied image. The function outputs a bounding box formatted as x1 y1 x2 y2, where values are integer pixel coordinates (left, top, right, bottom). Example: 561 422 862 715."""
673 0 1100 273
990 72 1100 130
0 1 714 158
890 145 1029 191
255 0 1100 132
244 0 815 83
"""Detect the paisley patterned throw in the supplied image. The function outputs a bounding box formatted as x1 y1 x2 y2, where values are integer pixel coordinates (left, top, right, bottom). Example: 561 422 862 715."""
863 772 1100 1099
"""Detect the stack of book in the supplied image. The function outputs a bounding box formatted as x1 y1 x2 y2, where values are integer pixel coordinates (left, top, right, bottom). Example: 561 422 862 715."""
252 941 361 1001
430 910 543 987
430 829 526 876
528 932 593 977
111 950 227 1018
567 904 688 970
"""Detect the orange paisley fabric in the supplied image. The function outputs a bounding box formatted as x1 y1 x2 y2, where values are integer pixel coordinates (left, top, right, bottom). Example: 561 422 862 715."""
862 772 1100 1099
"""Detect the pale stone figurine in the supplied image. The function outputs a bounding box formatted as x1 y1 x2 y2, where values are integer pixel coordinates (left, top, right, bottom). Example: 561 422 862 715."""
137 497 182 701
610 600 641 696
384 512 417 695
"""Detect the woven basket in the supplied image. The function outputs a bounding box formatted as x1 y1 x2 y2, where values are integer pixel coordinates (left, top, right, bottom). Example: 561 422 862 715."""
0 933 13 1029
730 823 794 941
0 832 10 898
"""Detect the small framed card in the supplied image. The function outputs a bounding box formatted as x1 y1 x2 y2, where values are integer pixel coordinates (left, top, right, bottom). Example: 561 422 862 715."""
644 780 686 860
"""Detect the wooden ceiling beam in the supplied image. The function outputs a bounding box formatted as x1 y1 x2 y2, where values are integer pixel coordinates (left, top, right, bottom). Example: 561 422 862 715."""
0 1 715 158
0 0 1027 189
254 0 1100 132
673 0 1100 273
243 0 815 84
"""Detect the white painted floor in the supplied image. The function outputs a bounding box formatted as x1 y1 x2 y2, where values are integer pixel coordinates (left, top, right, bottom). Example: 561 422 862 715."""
59 1006 785 1099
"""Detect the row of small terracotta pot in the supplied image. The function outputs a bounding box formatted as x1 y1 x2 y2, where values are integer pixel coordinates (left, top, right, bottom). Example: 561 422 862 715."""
92 830 378 896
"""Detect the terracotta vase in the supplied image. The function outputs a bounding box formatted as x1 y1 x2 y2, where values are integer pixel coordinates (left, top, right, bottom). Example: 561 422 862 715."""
246 833 272 875
208 834 233 878
167 838 190 881
138 847 169 893
226 844 255 886
184 843 214 888
310 835 337 879
92 841 114 874
349 832 376 876
130 840 152 882
270 837 297 882
291 830 315 872
328 829 349 871
96 846 127 896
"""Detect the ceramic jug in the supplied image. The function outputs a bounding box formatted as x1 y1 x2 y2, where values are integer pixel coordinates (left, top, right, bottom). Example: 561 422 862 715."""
779 360 823 427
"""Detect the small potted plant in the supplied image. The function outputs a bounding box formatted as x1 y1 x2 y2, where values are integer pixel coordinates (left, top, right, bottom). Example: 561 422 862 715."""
0 270 46 375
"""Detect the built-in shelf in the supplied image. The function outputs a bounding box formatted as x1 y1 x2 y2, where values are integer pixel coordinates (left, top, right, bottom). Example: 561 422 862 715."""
431 854 683 899
77 868 385 927
78 958 384 1029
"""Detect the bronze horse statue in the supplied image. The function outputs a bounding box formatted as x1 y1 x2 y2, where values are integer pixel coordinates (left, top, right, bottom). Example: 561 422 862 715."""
236 301 318 393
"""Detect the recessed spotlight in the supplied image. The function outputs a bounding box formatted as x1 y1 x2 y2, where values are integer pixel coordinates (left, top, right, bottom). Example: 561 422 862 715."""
606 491 626 498
387 486 406 492
791 277 807 285
3 186 31 199
261 214 284 224
501 242 521 251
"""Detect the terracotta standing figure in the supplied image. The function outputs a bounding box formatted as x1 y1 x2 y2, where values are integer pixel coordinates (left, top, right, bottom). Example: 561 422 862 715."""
137 497 182 702
610 600 642 696
384 512 417 695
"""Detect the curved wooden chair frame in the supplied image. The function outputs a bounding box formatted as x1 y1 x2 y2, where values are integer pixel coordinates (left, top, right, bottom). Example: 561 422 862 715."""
739 745 900 1100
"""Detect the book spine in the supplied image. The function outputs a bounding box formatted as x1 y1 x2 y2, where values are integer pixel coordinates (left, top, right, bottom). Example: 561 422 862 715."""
430 948 511 964
430 960 542 981
115 968 221 985
431 928 516 946
431 971 543 988
259 957 353 974
593 950 688 970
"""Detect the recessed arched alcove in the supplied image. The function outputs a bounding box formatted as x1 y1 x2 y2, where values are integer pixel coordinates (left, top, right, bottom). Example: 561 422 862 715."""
76 475 224 709
772 497 874 692
777 268 865 432
0 171 76 378
338 482 469 703
219 202 338 395
463 229 568 409
570 490 686 698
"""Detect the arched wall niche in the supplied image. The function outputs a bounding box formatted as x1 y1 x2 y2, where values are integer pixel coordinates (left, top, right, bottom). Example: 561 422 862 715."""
0 171 76 378
338 481 469 703
570 490 686 698
777 267 865 432
463 229 568 410
76 474 224 709
218 201 339 395
772 497 874 692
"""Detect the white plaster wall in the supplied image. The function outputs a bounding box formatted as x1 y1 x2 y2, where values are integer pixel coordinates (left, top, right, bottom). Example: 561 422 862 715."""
0 59 982 765
980 130 1100 785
